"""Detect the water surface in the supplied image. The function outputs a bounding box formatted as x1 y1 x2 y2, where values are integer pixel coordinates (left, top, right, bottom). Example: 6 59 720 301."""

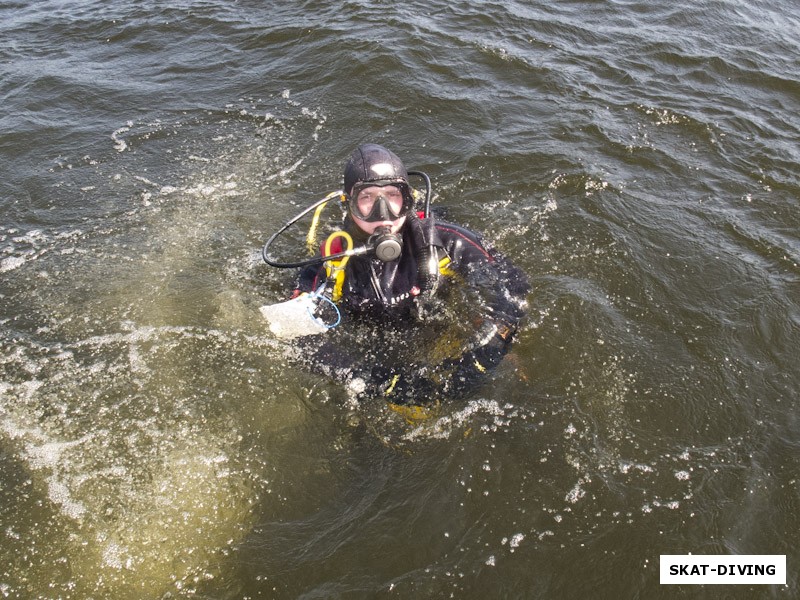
1 0 798 598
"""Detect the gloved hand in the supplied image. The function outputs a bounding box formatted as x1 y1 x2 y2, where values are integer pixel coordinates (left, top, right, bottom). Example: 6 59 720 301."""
468 329 510 371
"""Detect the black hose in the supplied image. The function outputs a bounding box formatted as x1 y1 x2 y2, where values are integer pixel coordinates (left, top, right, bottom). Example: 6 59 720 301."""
406 213 440 295
408 170 432 218
262 195 365 268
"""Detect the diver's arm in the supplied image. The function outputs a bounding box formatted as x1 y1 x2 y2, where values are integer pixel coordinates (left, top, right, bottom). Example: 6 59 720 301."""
294 263 327 296
378 231 529 404
376 321 515 404
438 222 529 347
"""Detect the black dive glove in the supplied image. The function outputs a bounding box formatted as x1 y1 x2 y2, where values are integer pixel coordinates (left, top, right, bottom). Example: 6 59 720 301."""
462 326 511 372
436 324 514 397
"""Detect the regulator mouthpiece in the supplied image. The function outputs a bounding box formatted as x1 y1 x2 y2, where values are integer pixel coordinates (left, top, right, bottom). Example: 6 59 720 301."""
370 227 402 262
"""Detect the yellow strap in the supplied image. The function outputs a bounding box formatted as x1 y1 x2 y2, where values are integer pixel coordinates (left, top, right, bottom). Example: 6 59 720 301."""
323 230 353 302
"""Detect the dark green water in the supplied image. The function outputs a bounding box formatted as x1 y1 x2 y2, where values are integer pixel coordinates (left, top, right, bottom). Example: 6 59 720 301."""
1 1 798 598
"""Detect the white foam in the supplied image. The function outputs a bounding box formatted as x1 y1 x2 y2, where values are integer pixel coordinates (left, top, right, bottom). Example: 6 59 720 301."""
565 478 588 504
46 479 87 519
401 399 506 441
1 255 26 272
509 533 525 550
112 121 133 152
0 404 92 521
263 157 304 182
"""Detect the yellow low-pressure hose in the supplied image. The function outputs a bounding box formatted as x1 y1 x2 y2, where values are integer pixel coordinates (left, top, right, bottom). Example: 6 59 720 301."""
305 191 344 255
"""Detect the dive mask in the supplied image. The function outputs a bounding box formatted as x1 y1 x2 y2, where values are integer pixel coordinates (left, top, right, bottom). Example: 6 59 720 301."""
349 183 412 222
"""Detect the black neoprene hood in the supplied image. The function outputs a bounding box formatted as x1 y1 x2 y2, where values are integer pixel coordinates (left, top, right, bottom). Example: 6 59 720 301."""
343 144 409 196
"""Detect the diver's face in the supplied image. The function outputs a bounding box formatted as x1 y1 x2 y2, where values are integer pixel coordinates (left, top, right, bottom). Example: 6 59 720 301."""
350 185 407 235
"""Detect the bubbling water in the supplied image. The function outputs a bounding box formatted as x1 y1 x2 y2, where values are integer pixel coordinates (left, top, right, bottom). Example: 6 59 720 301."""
0 96 333 597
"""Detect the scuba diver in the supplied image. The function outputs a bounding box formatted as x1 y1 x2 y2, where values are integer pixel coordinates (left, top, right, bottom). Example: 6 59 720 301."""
262 143 529 405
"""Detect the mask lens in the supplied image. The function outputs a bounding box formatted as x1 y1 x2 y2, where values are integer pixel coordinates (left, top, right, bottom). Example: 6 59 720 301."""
352 184 407 222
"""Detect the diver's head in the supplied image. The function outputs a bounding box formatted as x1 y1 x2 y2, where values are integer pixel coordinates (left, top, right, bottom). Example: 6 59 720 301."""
343 144 414 235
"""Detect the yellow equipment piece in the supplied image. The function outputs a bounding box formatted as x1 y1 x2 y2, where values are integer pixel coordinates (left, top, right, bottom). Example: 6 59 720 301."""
305 191 345 255
388 401 439 423
323 230 353 302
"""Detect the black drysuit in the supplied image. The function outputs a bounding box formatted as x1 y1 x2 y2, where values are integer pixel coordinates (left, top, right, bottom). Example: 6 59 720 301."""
296 213 529 404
